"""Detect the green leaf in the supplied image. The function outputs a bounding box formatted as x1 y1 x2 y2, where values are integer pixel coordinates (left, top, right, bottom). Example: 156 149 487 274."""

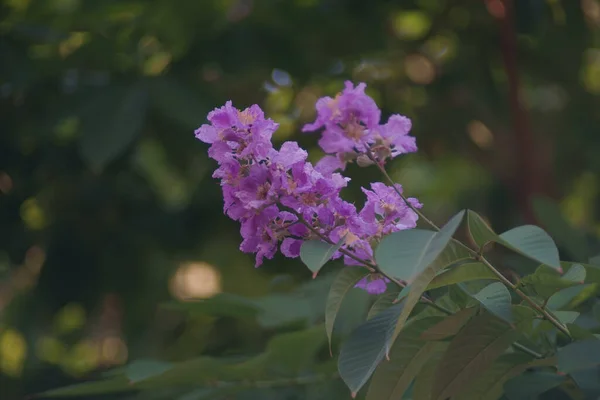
79 83 148 172
37 376 131 397
265 325 327 374
367 287 400 320
570 367 600 398
455 354 557 400
389 212 467 344
466 210 497 248
519 265 582 299
503 371 566 400
562 261 600 283
366 318 445 400
376 211 466 282
338 302 404 396
546 284 597 310
427 262 498 290
160 293 261 318
432 313 517 400
472 282 513 323
126 360 174 383
467 211 561 271
558 339 600 373
499 225 561 271
419 308 477 341
412 342 449 400
325 267 369 353
554 311 579 324
376 229 437 280
532 196 589 261
561 263 586 283
300 236 346 277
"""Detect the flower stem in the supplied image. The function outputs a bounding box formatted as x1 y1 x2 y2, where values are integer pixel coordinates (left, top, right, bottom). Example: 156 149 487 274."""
286 208 452 315
366 150 572 339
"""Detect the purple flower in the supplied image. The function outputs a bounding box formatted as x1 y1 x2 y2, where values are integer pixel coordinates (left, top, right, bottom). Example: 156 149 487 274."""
359 182 420 236
303 81 381 155
355 275 390 295
304 82 418 166
195 95 422 285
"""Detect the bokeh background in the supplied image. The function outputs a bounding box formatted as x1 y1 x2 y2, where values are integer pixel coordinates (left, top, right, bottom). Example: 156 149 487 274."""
2 0 600 398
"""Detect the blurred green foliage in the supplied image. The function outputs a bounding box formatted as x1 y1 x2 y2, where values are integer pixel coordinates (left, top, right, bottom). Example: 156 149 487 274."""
2 0 600 398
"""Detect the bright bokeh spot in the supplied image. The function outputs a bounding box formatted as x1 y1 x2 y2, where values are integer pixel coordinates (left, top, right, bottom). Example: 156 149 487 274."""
392 11 431 40
0 329 27 377
20 197 47 230
54 117 79 143
54 303 86 335
101 336 128 365
582 50 600 94
266 87 294 114
467 120 494 149
582 0 600 26
271 114 295 140
61 340 99 376
562 172 598 227
0 171 13 194
59 32 89 58
170 262 222 300
143 51 172 76
424 34 457 62
404 54 436 84
36 336 67 364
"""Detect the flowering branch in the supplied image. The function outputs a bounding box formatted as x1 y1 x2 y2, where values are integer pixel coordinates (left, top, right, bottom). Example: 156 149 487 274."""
365 149 572 339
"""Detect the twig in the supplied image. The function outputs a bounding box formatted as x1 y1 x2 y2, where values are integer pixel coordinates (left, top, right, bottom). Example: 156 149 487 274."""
366 149 572 339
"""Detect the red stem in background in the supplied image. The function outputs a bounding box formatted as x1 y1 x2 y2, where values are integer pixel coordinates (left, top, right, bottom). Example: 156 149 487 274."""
493 0 540 223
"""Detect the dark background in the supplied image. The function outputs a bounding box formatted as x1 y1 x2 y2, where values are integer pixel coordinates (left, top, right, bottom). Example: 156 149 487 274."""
2 0 600 398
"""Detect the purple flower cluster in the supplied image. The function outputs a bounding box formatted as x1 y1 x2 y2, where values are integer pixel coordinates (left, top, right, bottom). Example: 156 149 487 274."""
195 83 420 295
302 81 417 168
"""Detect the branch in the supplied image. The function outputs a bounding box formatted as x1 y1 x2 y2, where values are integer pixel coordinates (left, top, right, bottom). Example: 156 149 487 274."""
366 149 572 339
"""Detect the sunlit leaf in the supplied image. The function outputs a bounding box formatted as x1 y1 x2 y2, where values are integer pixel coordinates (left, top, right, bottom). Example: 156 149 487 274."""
432 313 517 400
420 308 477 341
338 302 404 396
325 267 369 353
300 236 346 277
558 339 600 373
366 318 445 400
427 262 498 290
503 371 566 399
472 282 513 323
